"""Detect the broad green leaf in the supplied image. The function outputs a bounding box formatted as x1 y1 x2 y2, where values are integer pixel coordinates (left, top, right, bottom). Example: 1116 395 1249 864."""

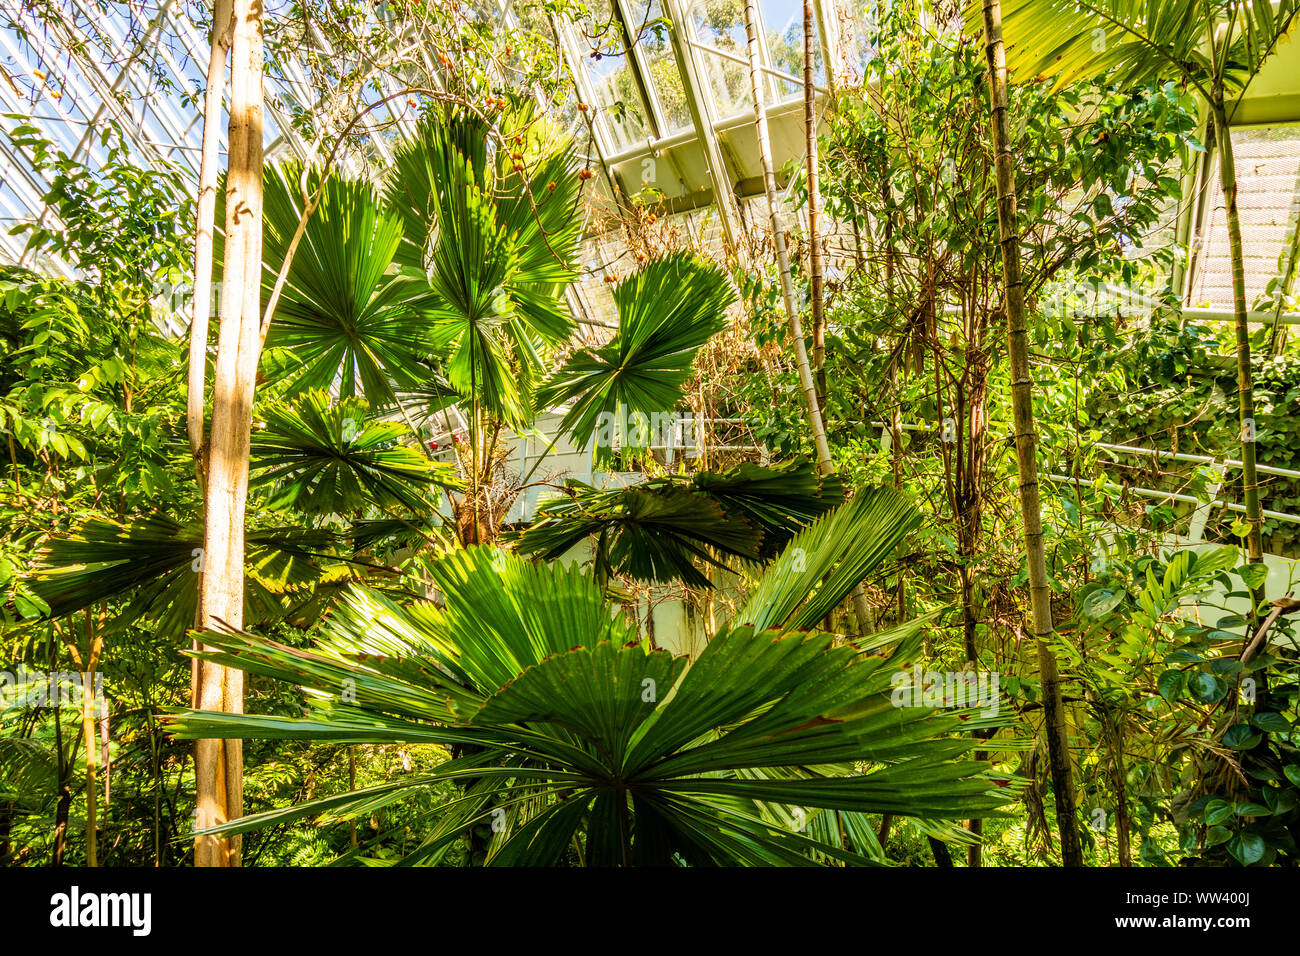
536 252 736 453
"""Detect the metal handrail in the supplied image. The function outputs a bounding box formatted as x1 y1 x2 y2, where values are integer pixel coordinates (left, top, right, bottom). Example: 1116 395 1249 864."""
868 419 1300 534
1044 473 1300 526
1095 441 1300 480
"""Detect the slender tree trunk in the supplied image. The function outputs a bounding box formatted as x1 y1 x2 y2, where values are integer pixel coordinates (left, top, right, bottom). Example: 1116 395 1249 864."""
743 0 830 473
1213 103 1264 568
52 785 71 866
803 0 827 407
981 0 1082 867
0 801 12 864
76 608 104 867
51 686 71 867
193 0 264 868
81 667 98 867
49 639 69 866
349 748 358 848
150 708 163 866
883 177 904 491
745 0 872 634
1099 699 1132 866
188 0 233 490
100 709 109 809
955 354 991 866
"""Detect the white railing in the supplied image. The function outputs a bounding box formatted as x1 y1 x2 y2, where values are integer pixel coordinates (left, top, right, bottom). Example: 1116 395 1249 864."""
868 420 1300 539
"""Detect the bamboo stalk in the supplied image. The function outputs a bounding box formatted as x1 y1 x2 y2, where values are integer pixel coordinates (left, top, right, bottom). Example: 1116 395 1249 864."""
981 0 1082 867
1213 103 1264 568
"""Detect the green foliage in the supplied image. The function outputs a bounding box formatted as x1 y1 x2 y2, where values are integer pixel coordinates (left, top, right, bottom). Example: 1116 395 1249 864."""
250 390 460 516
537 252 736 456
977 0 1300 99
383 105 582 426
23 515 352 635
253 163 436 404
514 481 760 589
7 2 1298 870
1073 546 1300 866
170 531 1017 866
0 23 605 871
744 2 1195 469
1088 316 1300 552
511 459 844 588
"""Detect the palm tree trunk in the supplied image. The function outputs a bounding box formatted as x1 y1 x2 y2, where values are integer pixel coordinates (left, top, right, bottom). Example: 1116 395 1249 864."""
745 0 872 634
1212 102 1264 568
980 0 1082 867
193 0 264 868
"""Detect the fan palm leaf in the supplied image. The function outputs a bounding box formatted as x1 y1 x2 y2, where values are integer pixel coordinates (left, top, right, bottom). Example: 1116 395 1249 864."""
170 577 1015 865
512 481 761 589
248 163 437 403
736 485 921 632
168 492 1013 866
536 252 736 455
249 389 460 517
511 459 844 585
686 459 844 557
965 0 1299 98
22 515 354 635
383 108 581 426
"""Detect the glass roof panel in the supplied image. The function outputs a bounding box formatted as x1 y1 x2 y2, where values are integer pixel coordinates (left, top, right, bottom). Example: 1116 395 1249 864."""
574 0 651 153
688 0 751 119
624 0 691 136
759 0 822 96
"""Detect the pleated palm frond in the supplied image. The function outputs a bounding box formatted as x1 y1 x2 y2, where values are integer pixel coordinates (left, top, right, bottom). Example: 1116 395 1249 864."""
248 162 438 404
512 481 761 589
22 515 354 635
250 389 460 517
169 539 1018 867
384 373 462 433
964 0 1298 96
736 485 922 632
383 107 582 427
346 516 448 557
510 459 845 585
0 737 58 813
536 252 736 457
687 459 844 558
